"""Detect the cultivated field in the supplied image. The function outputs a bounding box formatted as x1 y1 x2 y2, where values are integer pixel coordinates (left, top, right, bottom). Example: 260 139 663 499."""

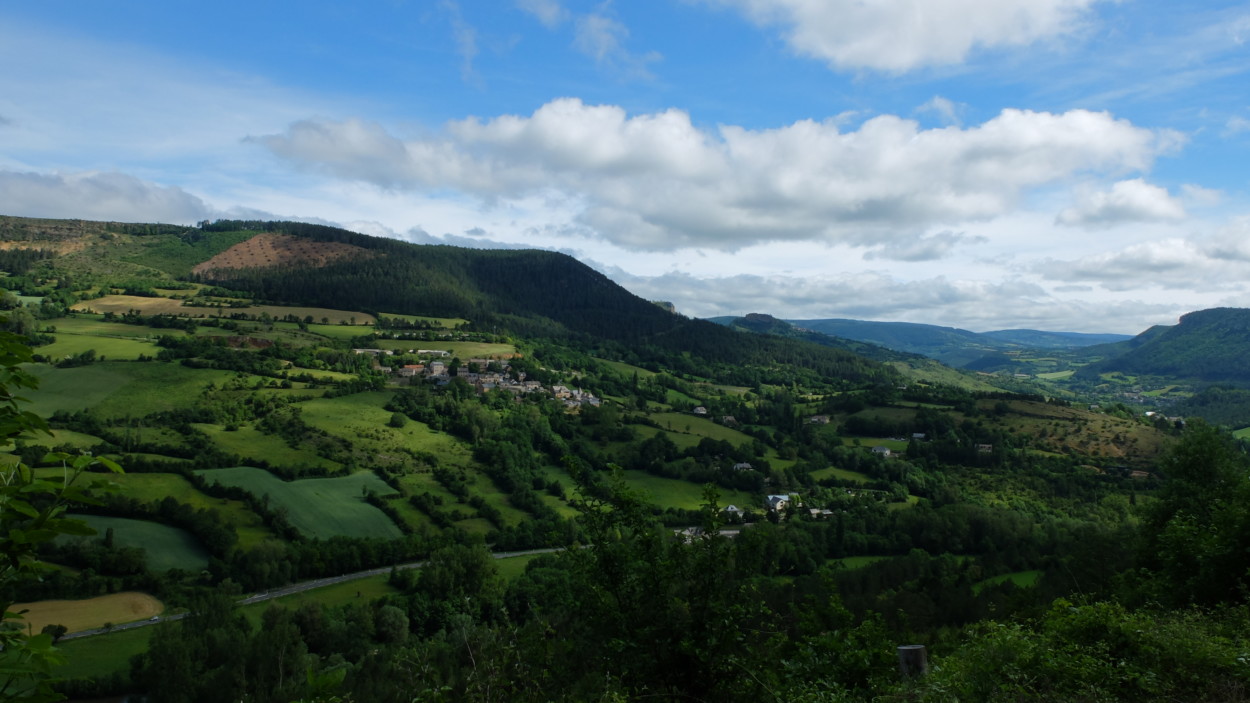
620 470 758 511
195 423 343 472
23 362 242 419
194 467 404 540
13 592 163 633
70 514 211 571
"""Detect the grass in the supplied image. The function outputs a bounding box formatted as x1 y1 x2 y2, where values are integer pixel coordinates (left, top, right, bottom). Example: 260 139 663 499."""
23 362 242 420
74 295 375 325
377 313 467 328
37 333 160 361
55 626 153 679
370 339 518 358
620 470 758 512
61 471 276 549
831 555 891 570
1037 370 1076 380
68 514 211 571
195 423 342 471
297 392 478 471
48 316 190 339
13 428 104 450
12 592 163 633
648 412 756 446
1233 427 1250 440
973 570 1043 594
496 553 542 581
195 467 404 540
240 574 399 629
809 466 871 483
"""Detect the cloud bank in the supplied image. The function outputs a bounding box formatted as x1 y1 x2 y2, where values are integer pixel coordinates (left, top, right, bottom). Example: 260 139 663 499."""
254 98 1182 252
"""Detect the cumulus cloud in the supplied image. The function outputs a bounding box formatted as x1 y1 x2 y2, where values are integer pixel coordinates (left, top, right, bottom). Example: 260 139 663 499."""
516 0 568 28
254 99 1183 252
702 0 1100 72
1037 225 1250 293
1056 179 1186 227
0 170 212 223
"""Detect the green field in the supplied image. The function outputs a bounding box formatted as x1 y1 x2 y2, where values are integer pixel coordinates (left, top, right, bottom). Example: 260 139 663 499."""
620 470 758 512
240 574 399 629
12 428 104 450
973 570 1043 594
370 339 517 358
1036 370 1076 380
69 514 211 571
297 392 477 470
55 626 153 679
23 362 242 419
196 423 342 471
809 466 872 483
195 467 404 540
648 412 755 446
61 472 277 548
832 555 891 570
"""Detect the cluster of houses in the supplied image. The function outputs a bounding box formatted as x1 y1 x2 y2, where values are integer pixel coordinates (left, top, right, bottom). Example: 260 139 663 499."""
353 348 601 408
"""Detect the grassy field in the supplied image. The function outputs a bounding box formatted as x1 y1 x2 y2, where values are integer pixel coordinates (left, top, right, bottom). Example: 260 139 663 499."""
64 471 277 549
832 555 891 570
13 592 163 633
195 467 404 540
370 339 518 358
49 316 190 339
648 412 756 446
239 574 398 629
620 470 758 512
297 392 478 470
23 362 241 419
196 423 343 471
1036 370 1076 380
55 626 153 679
73 295 375 325
38 333 160 361
809 466 872 483
377 313 468 328
69 514 211 571
1233 427 1250 440
973 570 1043 594
11 428 104 450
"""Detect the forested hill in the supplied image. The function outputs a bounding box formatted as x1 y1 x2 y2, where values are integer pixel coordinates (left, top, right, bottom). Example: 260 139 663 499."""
0 216 895 386
1076 307 1250 383
714 313 919 363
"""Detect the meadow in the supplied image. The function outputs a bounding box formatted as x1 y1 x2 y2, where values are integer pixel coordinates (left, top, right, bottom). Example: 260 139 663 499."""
23 362 242 419
620 470 758 511
194 467 404 540
195 423 343 471
69 514 211 572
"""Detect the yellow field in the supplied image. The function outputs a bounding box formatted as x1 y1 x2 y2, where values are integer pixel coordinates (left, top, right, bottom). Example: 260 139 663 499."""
72 295 375 325
13 592 163 632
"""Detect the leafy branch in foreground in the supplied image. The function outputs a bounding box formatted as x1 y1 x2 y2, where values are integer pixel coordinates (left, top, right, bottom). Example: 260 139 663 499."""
0 319 122 702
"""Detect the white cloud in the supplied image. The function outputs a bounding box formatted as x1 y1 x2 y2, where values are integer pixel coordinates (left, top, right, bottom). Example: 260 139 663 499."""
702 0 1100 72
1056 179 1186 228
572 7 660 77
1225 116 1250 136
916 96 961 125
255 99 1183 252
0 170 212 223
600 266 1174 333
516 0 569 28
864 231 984 262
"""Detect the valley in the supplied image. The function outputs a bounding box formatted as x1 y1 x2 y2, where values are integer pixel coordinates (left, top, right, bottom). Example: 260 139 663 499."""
1 217 1248 702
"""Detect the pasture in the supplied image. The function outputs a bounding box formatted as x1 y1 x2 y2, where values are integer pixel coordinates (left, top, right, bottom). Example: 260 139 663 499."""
195 467 404 540
809 466 871 484
12 591 163 633
370 339 518 358
72 295 375 325
297 392 478 470
196 423 342 471
23 362 241 419
377 313 468 328
55 626 152 679
37 333 158 361
76 471 276 549
973 570 1043 594
620 470 758 512
69 514 211 571
647 412 756 446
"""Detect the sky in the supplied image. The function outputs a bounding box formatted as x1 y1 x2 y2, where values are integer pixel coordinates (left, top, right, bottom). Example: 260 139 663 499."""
3 1 1250 334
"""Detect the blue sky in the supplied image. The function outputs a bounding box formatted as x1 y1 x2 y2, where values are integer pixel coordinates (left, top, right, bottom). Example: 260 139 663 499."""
3 1 1250 333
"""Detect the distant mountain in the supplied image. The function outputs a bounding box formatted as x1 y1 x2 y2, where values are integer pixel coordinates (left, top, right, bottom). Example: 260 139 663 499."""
780 317 1129 367
1077 308 1250 383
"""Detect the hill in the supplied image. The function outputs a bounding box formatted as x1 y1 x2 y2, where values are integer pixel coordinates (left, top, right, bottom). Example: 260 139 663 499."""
783 317 1130 368
1077 308 1250 384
